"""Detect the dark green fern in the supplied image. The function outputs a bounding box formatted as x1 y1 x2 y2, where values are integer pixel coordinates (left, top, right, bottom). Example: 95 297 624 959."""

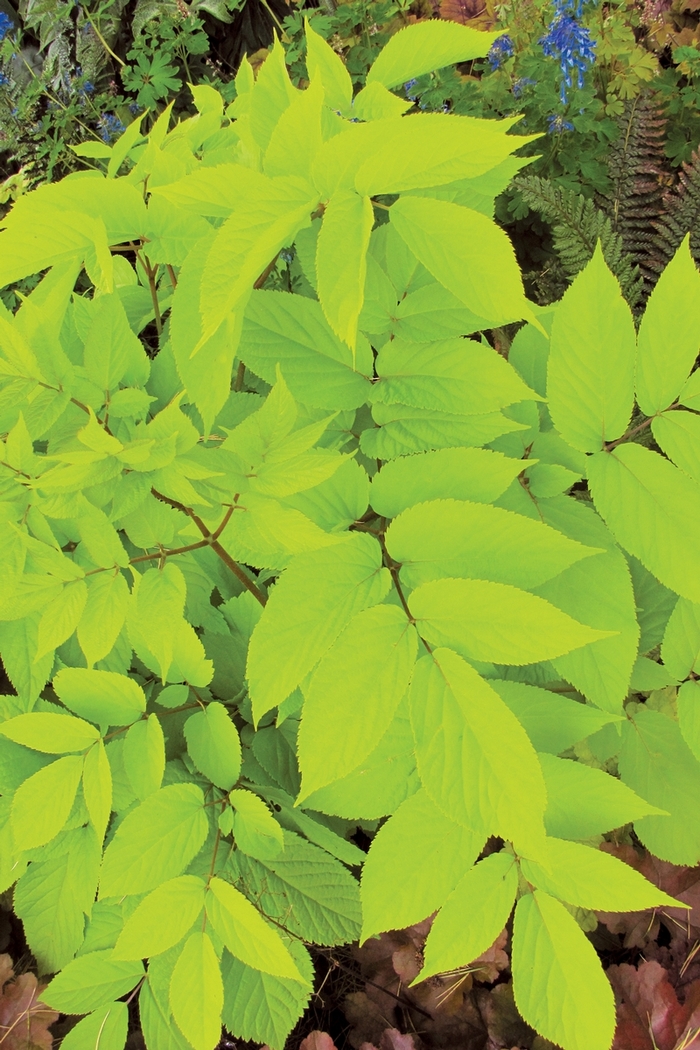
512 175 643 308
647 148 700 281
595 93 671 296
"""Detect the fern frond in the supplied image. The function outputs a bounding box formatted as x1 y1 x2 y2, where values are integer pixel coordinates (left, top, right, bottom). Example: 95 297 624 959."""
647 148 700 280
596 93 671 295
512 175 643 307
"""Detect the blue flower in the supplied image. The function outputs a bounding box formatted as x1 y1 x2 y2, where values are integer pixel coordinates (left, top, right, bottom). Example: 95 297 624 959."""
128 102 142 114
540 13 596 102
547 113 575 133
513 76 536 98
82 80 94 93
404 78 418 101
97 112 126 142
488 33 514 70
554 0 584 16
0 12 13 41
0 71 9 87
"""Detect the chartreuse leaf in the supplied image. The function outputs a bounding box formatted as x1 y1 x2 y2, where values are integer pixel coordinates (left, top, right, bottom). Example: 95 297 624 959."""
113 876 207 960
547 244 636 452
11 755 84 851
233 831 361 945
409 650 547 860
521 837 684 911
390 197 532 327
60 1002 128 1050
128 563 187 684
297 604 418 799
365 19 499 88
539 753 664 840
661 597 700 680
263 76 324 179
535 496 639 714
512 891 616 1050
42 950 144 1013
248 38 296 151
53 668 146 727
588 443 700 604
14 826 100 972
206 876 305 980
362 400 525 460
229 789 284 860
302 701 419 820
221 936 312 1050
652 408 700 483
361 790 484 939
240 291 372 411
619 704 700 865
316 191 374 353
0 712 100 752
636 236 700 415
371 337 540 415
304 18 352 113
368 447 525 518
678 680 700 762
385 498 599 591
82 741 112 842
77 574 130 668
184 702 241 790
100 784 208 897
489 680 620 755
247 534 390 723
408 579 610 665
169 932 223 1050
123 715 165 799
36 578 88 659
417 852 518 983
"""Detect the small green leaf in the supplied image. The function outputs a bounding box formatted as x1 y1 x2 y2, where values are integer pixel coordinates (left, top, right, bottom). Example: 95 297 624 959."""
408 578 610 665
366 20 499 88
184 702 241 790
206 876 304 980
82 741 113 842
169 932 223 1050
512 891 615 1050
521 837 683 911
361 789 484 940
0 712 100 753
547 243 636 452
11 755 84 851
297 604 418 799
678 679 700 762
100 784 208 898
409 650 547 860
42 950 144 1014
418 851 518 983
53 669 146 728
112 875 207 960
316 191 374 352
60 1003 128 1050
229 789 284 860
636 235 700 415
78 574 130 668
123 715 165 799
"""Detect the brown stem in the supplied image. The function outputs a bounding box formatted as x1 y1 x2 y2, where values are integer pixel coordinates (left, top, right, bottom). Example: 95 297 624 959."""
84 538 211 576
233 361 246 392
137 250 162 336
378 534 431 654
605 415 654 451
152 490 267 606
253 256 279 290
166 264 178 290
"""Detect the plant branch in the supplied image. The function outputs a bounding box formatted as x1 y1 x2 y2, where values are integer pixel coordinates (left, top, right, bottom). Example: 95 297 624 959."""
136 251 163 336
605 414 654 450
152 490 267 605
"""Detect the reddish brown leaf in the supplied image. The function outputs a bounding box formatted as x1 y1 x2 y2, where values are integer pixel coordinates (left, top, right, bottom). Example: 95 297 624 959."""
0 959 58 1050
609 961 688 1050
299 1034 339 1050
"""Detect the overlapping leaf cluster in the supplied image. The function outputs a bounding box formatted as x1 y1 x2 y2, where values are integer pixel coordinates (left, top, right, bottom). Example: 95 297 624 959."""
0 17 699 1050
